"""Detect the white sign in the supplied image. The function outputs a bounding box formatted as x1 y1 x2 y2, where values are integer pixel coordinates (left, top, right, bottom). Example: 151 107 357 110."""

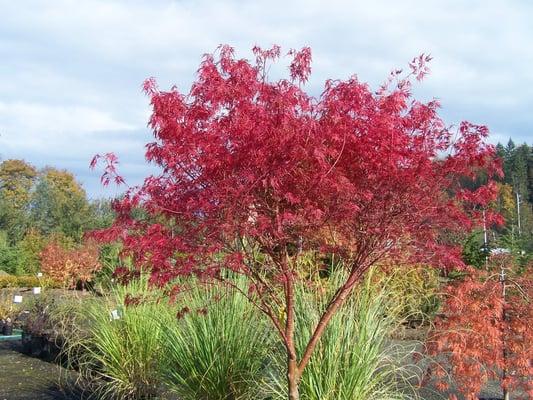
33 287 42 295
13 295 23 303
110 309 121 320
37 272 43 278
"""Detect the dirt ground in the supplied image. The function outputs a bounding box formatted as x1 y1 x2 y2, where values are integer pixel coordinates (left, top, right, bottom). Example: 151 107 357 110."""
0 336 507 400
0 341 81 400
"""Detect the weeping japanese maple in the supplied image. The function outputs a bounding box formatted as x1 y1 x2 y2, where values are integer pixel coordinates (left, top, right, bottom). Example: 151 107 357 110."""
93 46 501 400
424 256 533 400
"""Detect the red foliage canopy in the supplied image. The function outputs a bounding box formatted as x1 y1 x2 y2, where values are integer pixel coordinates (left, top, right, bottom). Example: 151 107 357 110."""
93 46 500 285
92 45 503 399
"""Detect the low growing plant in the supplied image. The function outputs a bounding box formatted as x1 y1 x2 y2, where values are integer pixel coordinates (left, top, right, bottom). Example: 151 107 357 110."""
0 294 20 322
0 291 24 335
22 293 77 337
374 263 441 326
0 274 61 289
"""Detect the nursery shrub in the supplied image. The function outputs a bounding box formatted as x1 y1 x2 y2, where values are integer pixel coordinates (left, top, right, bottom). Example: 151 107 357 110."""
374 264 441 325
0 274 61 288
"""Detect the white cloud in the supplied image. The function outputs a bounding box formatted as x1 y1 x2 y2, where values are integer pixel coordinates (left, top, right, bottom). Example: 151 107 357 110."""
1 0 532 196
0 101 146 175
0 101 135 135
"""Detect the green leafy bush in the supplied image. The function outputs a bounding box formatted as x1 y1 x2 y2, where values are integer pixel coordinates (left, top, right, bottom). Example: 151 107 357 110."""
461 230 488 268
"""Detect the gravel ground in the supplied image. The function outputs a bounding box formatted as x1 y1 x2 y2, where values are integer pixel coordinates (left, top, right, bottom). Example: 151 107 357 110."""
395 339 507 400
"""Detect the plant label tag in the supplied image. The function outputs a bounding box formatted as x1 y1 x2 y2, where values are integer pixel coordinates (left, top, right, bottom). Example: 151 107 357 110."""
37 272 43 278
33 287 42 295
13 295 23 303
111 309 121 320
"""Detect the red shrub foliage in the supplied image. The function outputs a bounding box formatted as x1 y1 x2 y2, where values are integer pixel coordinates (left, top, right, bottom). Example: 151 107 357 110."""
40 240 101 289
425 258 533 399
92 45 502 399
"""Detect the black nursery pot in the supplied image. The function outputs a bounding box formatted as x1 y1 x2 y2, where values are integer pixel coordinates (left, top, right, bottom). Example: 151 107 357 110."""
21 331 32 354
2 321 13 336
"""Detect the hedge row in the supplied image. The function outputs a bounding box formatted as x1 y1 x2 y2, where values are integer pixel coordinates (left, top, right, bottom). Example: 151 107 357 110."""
0 275 62 289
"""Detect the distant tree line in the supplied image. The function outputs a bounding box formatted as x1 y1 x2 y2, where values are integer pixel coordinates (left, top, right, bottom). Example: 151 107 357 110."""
1 140 531 276
463 139 533 268
495 140 533 248
0 159 114 275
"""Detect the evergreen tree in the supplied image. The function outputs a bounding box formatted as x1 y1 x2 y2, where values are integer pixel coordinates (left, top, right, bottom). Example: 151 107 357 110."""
528 145 533 204
495 140 533 256
510 144 530 199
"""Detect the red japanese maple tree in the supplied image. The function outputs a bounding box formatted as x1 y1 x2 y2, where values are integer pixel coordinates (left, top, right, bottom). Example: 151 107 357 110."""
93 46 501 399
425 256 533 400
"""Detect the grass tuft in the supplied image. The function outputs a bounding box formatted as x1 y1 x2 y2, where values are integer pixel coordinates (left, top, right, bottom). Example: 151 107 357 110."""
160 275 275 400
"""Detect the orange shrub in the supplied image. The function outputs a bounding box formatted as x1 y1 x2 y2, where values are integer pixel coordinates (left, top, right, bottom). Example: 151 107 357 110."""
40 240 101 289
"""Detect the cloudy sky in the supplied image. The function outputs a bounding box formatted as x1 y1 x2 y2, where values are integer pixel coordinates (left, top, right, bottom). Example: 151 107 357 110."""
1 0 532 198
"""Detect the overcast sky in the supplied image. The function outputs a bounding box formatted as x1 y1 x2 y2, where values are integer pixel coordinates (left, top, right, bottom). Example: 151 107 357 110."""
1 0 532 198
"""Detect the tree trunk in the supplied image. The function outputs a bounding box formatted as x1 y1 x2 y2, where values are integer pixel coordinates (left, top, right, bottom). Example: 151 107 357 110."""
287 357 300 400
285 276 300 400
500 267 509 400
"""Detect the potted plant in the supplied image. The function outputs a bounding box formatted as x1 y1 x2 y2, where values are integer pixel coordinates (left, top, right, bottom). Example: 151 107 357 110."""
0 297 17 336
2 317 13 336
21 295 65 360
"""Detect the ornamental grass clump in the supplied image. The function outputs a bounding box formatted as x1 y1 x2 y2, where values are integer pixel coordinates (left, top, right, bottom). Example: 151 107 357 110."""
62 276 168 400
269 269 415 400
160 275 275 400
374 263 441 326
